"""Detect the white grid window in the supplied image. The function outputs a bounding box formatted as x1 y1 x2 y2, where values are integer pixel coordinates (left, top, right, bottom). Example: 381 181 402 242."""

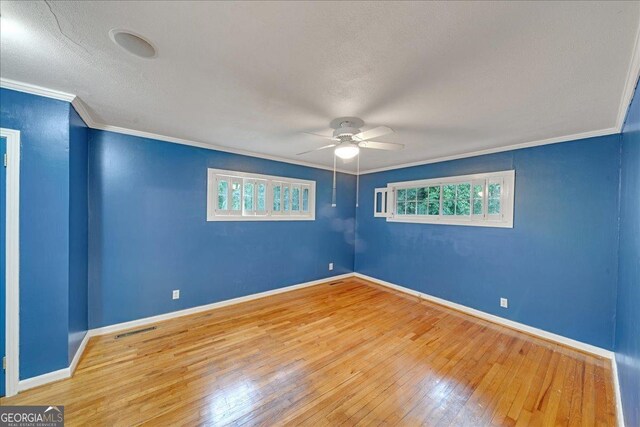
207 169 315 221
375 170 515 228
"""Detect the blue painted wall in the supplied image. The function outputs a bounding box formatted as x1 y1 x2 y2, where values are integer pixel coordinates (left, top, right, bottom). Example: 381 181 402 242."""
615 77 640 427
0 88 71 379
68 105 88 364
355 135 621 350
88 129 356 328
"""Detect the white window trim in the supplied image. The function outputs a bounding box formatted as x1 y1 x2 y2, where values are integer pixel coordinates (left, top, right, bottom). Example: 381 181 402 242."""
383 170 515 228
207 168 315 221
373 187 390 217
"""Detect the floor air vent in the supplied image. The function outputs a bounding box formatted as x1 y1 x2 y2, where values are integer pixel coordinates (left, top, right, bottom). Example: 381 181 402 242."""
115 326 157 339
328 280 344 286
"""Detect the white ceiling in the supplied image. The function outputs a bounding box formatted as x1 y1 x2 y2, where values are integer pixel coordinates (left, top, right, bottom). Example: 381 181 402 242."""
1 1 639 172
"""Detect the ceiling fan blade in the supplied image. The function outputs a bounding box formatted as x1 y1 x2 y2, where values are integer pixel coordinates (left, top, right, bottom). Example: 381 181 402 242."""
352 126 394 142
358 140 404 151
303 132 339 141
296 144 336 155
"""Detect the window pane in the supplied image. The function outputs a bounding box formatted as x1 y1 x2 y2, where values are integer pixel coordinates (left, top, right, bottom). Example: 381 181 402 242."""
257 182 266 211
473 199 483 215
406 201 416 215
407 188 417 200
489 198 501 215
456 199 470 215
217 180 228 210
443 199 455 215
244 182 254 211
443 185 456 201
397 201 406 215
428 202 440 215
302 187 309 212
489 183 501 198
418 187 428 201
417 200 427 215
473 184 483 199
397 189 407 201
428 186 440 201
292 186 300 211
283 186 290 212
457 183 471 200
231 181 241 211
455 183 471 216
273 185 281 212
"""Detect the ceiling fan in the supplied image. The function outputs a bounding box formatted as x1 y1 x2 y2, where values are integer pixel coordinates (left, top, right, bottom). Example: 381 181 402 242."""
298 117 404 208
297 117 403 160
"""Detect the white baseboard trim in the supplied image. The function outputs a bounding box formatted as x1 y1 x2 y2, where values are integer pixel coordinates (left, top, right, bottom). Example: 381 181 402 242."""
612 356 626 427
70 332 91 375
14 274 351 394
17 332 91 393
18 367 70 393
16 272 618 406
353 273 614 359
88 273 353 337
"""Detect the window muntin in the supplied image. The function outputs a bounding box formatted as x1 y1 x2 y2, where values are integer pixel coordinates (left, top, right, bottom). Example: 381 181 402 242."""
208 169 315 221
384 170 514 228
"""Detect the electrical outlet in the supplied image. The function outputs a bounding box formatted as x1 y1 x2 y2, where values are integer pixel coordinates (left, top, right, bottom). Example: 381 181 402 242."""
173 290 180 300
329 262 334 271
500 297 508 308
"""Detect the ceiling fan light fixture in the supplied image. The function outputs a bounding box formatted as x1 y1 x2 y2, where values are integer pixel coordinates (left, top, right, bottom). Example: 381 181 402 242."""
334 144 360 159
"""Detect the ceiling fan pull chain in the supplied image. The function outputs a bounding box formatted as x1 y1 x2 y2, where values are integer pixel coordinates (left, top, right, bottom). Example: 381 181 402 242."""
332 153 337 207
356 155 360 208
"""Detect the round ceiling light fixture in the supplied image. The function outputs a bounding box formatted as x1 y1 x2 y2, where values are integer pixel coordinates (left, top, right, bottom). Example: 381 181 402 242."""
334 143 360 160
109 29 157 58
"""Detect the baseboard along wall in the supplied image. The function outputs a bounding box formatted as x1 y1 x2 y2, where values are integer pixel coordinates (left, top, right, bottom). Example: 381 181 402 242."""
15 272 623 426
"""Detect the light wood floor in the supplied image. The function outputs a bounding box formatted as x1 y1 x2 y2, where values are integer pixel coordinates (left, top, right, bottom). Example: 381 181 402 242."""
0 278 616 426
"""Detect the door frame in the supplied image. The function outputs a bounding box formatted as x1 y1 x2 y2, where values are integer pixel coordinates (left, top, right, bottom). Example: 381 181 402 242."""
1 128 20 397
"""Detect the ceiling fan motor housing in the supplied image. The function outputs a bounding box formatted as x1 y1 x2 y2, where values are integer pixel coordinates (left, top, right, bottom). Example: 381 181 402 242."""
330 117 365 139
333 124 361 139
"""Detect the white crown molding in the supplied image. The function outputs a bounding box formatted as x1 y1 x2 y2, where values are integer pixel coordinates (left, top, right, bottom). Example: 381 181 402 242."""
359 127 619 175
616 20 640 132
0 78 76 102
90 121 355 175
70 97 97 128
353 273 614 359
0 77 627 176
2 78 355 175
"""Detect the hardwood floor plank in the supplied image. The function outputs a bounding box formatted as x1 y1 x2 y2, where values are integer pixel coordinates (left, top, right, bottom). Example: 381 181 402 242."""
0 278 616 426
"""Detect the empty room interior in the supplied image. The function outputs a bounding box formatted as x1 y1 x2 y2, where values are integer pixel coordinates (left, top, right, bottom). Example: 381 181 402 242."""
1 1 639 426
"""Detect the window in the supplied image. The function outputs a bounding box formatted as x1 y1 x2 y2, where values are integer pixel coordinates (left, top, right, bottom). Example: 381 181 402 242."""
208 169 315 221
374 170 514 228
374 188 390 217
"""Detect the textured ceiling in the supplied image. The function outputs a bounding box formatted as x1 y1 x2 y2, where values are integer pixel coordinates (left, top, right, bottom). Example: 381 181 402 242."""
1 1 639 171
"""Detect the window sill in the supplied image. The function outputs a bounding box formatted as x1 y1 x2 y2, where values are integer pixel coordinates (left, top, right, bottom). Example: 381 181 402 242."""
386 216 513 228
207 215 315 222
